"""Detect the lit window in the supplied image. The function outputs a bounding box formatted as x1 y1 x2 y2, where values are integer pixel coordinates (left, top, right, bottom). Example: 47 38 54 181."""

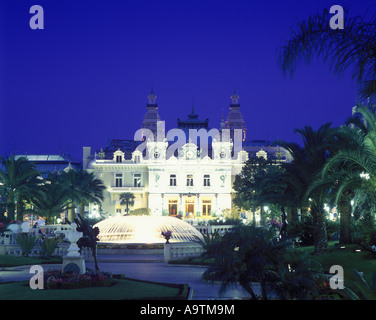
133 173 141 187
186 174 193 186
170 174 177 186
115 173 122 187
202 200 212 216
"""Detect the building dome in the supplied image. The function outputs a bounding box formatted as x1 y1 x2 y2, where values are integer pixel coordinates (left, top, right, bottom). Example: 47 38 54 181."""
94 216 203 244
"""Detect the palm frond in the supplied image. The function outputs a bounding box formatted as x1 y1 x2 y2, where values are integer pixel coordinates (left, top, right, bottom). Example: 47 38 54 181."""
279 8 376 99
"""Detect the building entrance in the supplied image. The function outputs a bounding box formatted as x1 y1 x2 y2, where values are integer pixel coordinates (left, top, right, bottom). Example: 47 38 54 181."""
168 199 178 216
185 198 195 218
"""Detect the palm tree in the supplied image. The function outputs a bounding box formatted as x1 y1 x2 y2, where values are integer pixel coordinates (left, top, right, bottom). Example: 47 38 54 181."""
59 168 106 222
319 104 376 242
279 8 376 101
258 145 308 223
31 173 69 224
308 122 370 244
277 123 336 254
119 192 135 215
0 155 41 221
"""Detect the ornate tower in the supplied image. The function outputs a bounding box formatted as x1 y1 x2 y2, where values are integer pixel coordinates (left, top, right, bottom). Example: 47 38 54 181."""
142 89 161 139
225 89 246 142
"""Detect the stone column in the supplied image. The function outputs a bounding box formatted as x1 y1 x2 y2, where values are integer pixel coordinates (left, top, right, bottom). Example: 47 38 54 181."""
179 194 183 215
196 194 200 218
164 243 171 263
161 193 165 216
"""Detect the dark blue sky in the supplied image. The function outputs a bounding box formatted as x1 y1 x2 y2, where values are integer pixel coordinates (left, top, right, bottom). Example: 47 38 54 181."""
1 0 374 160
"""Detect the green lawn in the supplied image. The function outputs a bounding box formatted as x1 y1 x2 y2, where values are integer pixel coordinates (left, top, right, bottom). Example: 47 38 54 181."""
0 278 189 300
0 255 62 267
0 255 189 300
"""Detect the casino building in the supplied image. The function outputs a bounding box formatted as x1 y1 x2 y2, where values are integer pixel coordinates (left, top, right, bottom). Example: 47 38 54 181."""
83 90 291 219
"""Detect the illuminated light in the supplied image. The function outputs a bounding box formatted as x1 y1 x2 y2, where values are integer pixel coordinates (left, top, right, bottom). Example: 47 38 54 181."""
355 249 361 252
94 216 204 243
360 172 370 180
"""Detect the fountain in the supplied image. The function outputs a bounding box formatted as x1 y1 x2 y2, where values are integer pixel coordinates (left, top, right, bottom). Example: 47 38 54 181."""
94 216 203 243
93 216 204 255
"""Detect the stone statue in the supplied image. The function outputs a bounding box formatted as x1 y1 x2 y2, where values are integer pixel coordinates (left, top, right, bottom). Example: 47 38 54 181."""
66 223 82 257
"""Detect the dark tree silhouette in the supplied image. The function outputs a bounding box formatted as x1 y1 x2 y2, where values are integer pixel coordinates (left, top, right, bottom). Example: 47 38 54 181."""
75 213 100 273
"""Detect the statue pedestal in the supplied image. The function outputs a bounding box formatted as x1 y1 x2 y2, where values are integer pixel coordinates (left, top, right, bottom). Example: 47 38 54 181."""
62 256 86 274
62 222 86 274
164 243 171 263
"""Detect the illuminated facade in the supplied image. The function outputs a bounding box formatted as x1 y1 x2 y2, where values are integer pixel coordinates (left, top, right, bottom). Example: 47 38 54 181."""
83 90 291 218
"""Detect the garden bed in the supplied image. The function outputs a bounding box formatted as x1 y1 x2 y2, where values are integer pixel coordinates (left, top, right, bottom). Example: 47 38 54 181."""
44 269 113 290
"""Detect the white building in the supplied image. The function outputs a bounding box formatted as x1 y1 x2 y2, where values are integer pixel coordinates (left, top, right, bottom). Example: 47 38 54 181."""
83 90 290 219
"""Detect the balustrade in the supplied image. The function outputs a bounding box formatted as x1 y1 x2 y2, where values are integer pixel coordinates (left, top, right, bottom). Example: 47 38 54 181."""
164 242 204 262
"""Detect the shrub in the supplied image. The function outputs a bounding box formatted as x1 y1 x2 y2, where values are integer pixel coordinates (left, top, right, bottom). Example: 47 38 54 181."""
222 208 241 221
39 237 61 258
193 230 223 258
14 233 39 257
129 208 151 216
202 225 326 300
287 216 339 246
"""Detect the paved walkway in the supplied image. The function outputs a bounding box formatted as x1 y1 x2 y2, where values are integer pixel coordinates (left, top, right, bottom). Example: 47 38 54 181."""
0 254 255 300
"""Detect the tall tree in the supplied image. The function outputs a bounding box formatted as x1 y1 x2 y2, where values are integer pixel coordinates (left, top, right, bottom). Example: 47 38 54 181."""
59 168 106 222
0 155 41 221
31 173 69 224
277 123 336 254
233 156 281 226
119 192 135 215
319 105 376 242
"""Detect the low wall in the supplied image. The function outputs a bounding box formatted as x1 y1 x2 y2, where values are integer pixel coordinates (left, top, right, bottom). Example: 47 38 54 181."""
0 242 91 258
97 243 164 255
194 224 235 235
164 242 204 262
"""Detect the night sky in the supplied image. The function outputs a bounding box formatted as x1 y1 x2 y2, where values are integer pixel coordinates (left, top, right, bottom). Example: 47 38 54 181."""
1 0 375 161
